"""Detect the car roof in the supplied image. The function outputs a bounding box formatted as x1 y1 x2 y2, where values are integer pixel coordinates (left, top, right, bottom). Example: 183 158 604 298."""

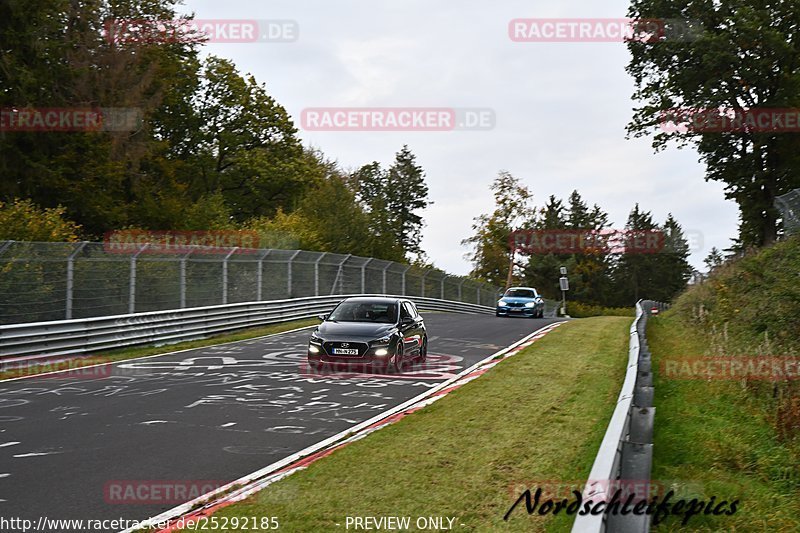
339 296 402 304
506 286 538 291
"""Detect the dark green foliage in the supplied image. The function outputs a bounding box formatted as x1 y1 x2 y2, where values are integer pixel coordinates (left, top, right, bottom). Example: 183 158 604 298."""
465 184 693 307
351 146 431 262
0 1 431 264
626 0 800 248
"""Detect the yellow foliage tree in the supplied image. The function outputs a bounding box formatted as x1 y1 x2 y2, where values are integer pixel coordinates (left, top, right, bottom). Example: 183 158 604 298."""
0 199 81 242
243 209 323 250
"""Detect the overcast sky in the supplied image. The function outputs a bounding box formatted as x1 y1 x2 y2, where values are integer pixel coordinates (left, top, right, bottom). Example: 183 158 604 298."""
180 0 739 275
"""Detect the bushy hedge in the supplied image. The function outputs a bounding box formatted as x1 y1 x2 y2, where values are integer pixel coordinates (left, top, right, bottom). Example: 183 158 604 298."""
567 301 635 318
0 198 80 242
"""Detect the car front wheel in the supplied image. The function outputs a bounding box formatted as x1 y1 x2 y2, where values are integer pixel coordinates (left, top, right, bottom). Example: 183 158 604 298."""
418 337 427 364
385 341 403 374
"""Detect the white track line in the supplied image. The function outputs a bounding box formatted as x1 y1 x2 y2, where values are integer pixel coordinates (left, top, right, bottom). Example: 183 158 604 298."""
0 324 317 383
121 320 565 533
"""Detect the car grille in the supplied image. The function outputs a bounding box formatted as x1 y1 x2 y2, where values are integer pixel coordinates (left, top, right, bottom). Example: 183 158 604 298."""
508 302 525 307
323 341 369 357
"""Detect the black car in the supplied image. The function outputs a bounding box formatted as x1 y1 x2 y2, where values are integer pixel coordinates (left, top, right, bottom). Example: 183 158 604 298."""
307 297 427 373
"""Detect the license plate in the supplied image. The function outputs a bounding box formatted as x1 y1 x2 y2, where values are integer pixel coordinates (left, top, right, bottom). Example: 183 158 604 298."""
333 348 359 355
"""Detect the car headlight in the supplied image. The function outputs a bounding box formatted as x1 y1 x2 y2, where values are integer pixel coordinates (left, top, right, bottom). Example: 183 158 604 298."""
374 348 389 356
310 331 323 343
308 344 320 354
372 335 392 346
497 300 508 307
525 302 536 308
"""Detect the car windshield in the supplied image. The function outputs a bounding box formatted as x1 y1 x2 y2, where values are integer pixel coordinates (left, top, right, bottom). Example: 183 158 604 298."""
505 289 536 298
327 301 398 323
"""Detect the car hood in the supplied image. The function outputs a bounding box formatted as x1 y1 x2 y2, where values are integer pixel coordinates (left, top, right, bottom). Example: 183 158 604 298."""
500 296 539 304
317 321 397 339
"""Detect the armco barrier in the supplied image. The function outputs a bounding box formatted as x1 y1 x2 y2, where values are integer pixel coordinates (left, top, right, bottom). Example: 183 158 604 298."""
571 300 662 533
0 295 497 367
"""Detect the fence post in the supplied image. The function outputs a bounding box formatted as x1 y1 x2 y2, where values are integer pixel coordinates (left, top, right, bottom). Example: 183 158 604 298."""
314 252 326 297
362 258 373 294
287 250 301 298
401 265 411 296
457 278 465 302
65 241 88 319
180 249 193 308
382 263 390 295
257 249 270 301
481 283 493 307
222 247 238 305
340 254 351 294
330 254 351 295
421 269 430 297
441 274 448 300
128 243 149 314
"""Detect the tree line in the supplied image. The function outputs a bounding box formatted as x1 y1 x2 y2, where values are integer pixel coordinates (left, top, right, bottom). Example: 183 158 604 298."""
0 0 431 263
463 172 693 307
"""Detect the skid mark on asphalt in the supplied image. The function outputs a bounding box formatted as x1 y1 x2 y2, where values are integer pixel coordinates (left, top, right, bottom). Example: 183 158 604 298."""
0 314 561 525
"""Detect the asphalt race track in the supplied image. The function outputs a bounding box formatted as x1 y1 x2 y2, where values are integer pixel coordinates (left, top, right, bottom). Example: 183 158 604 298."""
0 313 561 530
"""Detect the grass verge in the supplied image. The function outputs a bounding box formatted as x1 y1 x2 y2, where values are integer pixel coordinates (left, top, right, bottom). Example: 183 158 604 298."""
648 311 800 532
175 317 633 532
0 318 318 381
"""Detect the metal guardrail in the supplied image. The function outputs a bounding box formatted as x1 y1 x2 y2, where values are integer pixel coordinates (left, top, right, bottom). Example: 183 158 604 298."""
0 295 497 367
571 299 664 533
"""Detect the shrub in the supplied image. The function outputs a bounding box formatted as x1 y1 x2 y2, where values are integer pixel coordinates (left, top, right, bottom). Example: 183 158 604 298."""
0 198 81 242
568 301 635 318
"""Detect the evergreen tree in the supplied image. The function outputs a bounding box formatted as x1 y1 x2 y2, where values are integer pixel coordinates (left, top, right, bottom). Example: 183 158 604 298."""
704 247 725 273
565 190 591 229
612 204 659 305
539 195 566 229
520 195 566 298
351 161 405 262
655 213 693 300
569 192 613 305
385 146 431 259
350 146 431 262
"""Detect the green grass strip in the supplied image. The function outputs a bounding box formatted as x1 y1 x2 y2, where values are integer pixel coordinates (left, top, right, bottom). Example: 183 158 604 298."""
648 311 800 532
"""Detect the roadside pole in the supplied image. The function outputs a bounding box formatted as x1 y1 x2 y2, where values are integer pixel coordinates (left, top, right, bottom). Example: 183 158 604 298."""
559 266 569 316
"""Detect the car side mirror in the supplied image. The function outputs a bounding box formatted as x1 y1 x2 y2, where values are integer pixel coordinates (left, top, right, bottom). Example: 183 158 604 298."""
400 317 414 325
318 313 329 321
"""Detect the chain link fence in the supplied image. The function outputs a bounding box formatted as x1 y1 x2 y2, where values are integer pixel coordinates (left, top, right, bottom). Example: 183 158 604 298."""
0 241 502 325
775 188 800 236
